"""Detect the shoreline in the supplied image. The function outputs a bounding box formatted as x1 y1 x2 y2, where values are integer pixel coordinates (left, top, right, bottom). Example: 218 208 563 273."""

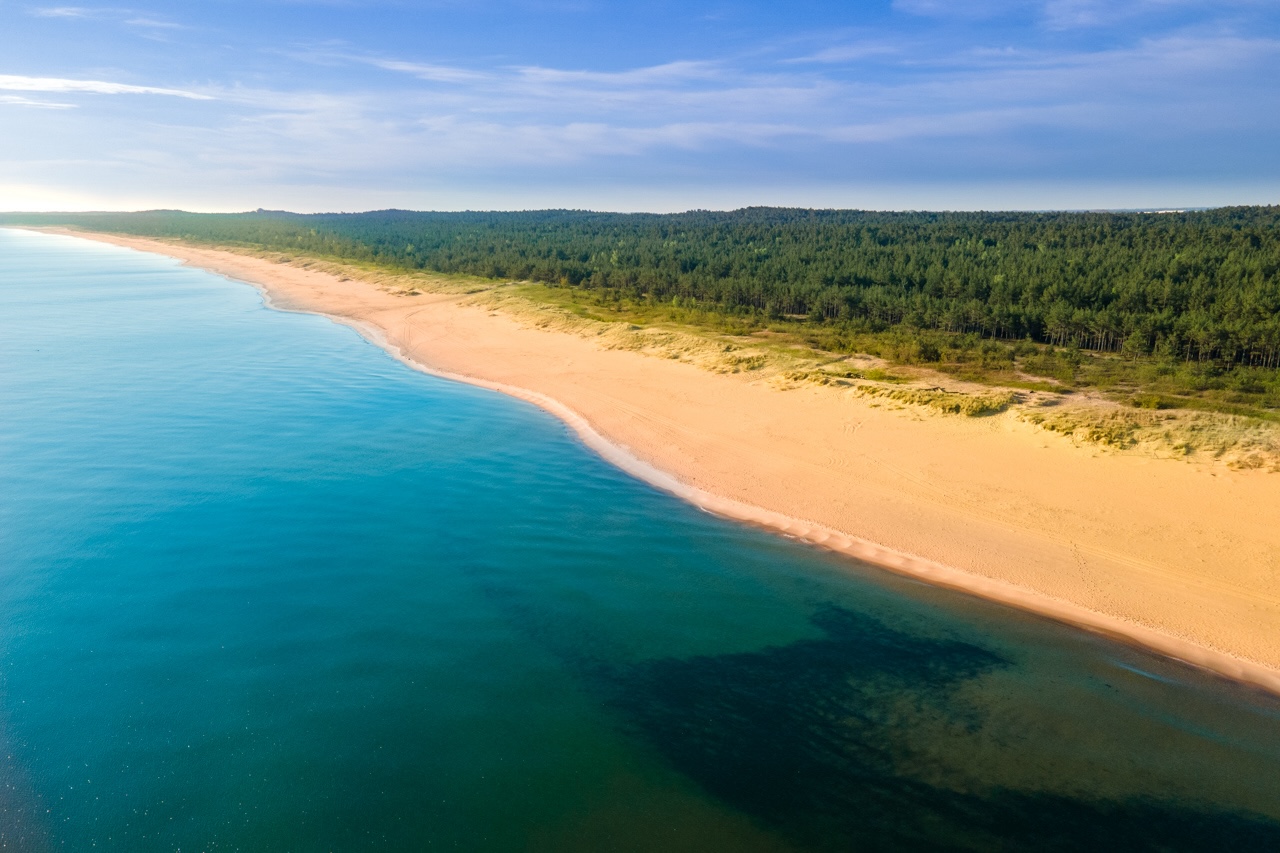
18 226 1280 697
367 325 1280 696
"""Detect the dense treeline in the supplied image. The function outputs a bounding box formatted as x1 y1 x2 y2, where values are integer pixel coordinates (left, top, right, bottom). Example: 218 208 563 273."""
8 206 1280 367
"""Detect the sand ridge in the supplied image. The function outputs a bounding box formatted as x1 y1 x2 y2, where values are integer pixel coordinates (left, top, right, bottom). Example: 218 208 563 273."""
25 228 1280 695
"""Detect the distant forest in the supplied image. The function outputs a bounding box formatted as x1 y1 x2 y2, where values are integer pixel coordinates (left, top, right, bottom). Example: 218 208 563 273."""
9 206 1280 368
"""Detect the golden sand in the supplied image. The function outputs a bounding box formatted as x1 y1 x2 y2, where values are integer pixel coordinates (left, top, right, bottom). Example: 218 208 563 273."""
34 229 1280 694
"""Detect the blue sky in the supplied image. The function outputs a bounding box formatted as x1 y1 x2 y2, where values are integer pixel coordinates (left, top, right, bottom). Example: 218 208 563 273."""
0 0 1277 212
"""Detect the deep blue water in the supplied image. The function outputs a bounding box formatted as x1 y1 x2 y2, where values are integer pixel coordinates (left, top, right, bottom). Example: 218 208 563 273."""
2 228 1279 851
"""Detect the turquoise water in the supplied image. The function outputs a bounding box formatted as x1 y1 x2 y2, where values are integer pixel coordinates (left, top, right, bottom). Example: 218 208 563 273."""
2 228 1279 852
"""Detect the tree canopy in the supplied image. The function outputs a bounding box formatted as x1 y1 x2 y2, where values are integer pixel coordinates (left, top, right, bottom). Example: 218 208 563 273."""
9 206 1280 368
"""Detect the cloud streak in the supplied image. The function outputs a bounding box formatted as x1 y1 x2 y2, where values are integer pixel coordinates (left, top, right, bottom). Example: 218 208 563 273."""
3 0 1277 209
29 5 187 32
30 6 95 17
74 29 1253 210
0 94 76 108
0 74 211 99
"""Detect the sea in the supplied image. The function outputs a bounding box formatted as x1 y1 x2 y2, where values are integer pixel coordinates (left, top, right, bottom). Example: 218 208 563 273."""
2 227 1279 851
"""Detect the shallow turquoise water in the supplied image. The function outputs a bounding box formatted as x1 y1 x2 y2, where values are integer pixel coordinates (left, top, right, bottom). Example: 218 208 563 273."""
2 228 1279 851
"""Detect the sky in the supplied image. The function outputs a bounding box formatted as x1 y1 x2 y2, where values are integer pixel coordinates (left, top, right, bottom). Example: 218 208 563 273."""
0 0 1277 212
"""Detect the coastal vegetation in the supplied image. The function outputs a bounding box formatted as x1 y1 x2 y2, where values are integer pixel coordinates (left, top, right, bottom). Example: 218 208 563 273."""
7 206 1280 465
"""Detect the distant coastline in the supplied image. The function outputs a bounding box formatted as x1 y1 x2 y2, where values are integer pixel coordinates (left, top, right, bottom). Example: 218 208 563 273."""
18 226 1280 697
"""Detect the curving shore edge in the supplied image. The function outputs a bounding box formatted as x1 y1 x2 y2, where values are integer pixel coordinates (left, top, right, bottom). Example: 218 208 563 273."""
18 226 1280 697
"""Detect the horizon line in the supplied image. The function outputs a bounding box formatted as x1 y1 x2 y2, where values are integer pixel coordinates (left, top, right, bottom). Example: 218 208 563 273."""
7 204 1275 217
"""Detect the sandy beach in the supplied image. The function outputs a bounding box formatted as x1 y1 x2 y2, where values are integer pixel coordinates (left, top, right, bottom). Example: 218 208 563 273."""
28 228 1280 695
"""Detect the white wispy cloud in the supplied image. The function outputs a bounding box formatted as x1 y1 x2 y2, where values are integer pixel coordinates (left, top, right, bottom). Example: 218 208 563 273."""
123 17 185 30
5 4 1277 208
892 0 1035 20
785 42 902 65
1040 0 1221 29
511 60 724 87
362 58 488 84
30 6 94 17
30 5 187 31
0 74 212 99
188 27 1276 177
141 27 1266 188
0 94 76 108
893 0 1244 29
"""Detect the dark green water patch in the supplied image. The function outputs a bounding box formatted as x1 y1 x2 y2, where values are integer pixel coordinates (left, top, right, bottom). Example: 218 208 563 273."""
594 605 1280 851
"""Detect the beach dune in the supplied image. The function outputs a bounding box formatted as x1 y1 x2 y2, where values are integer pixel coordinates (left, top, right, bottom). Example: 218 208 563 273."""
35 229 1280 695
